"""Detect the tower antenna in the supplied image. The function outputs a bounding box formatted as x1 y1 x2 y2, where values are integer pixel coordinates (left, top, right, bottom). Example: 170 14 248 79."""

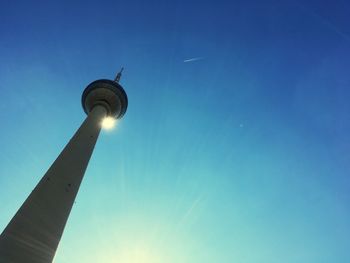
114 67 124 83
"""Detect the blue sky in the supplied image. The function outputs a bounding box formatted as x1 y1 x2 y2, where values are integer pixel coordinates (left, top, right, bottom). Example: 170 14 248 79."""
1 0 350 262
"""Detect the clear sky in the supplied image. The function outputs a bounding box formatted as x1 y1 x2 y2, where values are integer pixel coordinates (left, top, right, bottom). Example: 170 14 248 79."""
1 0 350 262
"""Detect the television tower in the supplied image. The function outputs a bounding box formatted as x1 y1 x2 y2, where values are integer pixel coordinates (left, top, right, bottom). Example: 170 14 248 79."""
0 70 128 263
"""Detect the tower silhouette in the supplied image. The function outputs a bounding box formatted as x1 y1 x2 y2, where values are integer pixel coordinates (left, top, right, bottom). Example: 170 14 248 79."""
0 70 128 263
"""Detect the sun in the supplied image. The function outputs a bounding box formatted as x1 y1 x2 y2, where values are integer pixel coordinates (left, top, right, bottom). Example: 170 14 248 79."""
101 117 117 130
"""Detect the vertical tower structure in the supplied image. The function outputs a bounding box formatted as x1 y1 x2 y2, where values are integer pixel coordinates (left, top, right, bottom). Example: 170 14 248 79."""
0 71 128 263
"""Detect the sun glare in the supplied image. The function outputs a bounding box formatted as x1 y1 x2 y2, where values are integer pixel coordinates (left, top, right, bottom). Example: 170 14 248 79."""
101 117 117 130
116 246 156 263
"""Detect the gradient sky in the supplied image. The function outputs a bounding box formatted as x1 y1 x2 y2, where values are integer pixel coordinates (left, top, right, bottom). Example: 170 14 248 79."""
1 0 350 262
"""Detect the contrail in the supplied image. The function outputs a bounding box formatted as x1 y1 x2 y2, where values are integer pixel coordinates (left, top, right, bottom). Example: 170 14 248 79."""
296 2 350 42
184 57 204 63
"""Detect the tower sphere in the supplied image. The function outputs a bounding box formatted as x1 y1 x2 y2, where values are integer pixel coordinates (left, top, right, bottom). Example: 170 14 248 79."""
82 79 128 119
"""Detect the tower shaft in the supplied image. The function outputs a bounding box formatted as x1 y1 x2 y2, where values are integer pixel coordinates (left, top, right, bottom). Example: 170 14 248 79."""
0 105 107 263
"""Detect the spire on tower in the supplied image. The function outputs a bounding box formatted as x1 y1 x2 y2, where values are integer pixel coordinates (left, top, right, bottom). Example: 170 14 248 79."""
114 67 124 83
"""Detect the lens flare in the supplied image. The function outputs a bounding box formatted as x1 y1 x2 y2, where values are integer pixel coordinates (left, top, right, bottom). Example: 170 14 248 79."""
101 117 117 130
